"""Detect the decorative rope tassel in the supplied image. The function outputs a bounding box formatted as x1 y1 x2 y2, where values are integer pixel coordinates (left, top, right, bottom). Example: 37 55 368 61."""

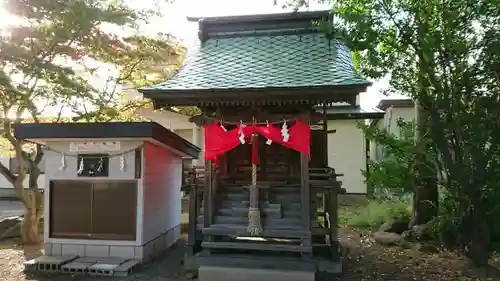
247 163 262 236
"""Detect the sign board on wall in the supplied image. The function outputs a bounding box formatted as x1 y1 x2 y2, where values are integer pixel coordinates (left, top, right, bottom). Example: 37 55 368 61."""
69 141 121 152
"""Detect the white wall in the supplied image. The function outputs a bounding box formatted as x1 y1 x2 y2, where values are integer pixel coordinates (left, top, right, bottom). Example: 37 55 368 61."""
141 141 182 246
327 120 367 194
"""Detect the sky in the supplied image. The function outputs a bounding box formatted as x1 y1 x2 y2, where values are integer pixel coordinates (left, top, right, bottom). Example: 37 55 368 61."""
0 0 402 115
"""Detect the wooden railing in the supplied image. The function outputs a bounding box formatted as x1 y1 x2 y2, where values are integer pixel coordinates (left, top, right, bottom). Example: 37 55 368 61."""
182 164 220 256
308 167 344 247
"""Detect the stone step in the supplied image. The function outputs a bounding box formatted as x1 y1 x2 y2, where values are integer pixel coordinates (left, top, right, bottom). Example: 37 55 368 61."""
201 241 312 253
197 223 303 231
198 215 302 227
201 206 283 218
202 226 309 238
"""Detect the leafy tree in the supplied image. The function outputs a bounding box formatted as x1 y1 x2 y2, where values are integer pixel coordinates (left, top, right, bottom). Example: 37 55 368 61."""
0 0 184 243
287 0 500 265
360 119 421 199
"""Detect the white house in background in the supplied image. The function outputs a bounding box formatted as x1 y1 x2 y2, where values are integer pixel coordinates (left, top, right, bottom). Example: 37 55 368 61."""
0 156 45 198
369 98 416 161
136 102 384 195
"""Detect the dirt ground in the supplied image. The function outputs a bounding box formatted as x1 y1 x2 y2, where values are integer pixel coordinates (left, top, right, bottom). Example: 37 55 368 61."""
1 229 499 281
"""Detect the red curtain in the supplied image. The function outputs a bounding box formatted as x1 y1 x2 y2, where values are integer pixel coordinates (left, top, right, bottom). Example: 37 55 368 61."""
204 120 310 161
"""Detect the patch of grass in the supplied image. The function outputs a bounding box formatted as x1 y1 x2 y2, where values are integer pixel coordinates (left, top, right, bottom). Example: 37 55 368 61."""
340 199 412 230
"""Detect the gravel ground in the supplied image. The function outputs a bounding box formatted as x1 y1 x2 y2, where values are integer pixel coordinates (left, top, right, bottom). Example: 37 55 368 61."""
0 238 191 281
1 227 498 281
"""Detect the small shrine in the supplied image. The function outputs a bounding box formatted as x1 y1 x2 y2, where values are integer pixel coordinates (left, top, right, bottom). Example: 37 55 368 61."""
139 10 369 281
14 122 199 276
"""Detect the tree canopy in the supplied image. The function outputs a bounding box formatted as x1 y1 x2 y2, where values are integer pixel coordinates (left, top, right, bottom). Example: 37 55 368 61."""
0 0 185 243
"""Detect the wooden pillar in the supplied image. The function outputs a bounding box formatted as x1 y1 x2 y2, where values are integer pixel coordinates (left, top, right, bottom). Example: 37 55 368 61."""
300 113 312 258
203 160 213 228
186 182 198 255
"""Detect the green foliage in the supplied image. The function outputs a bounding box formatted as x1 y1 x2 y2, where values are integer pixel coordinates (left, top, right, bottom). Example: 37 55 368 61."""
0 0 185 242
340 199 412 229
317 0 499 265
360 118 428 198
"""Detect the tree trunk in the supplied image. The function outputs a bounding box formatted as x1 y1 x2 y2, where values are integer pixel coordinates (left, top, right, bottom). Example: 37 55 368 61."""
464 203 490 267
411 101 438 226
18 181 43 245
21 205 42 244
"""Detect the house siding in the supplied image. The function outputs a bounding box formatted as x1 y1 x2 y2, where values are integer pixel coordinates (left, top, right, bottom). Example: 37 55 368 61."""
327 120 367 194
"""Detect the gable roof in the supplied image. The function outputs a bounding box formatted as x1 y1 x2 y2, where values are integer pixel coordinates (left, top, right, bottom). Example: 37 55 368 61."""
139 11 370 107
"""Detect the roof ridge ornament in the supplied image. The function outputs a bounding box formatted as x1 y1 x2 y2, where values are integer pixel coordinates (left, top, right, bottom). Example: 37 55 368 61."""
198 19 208 42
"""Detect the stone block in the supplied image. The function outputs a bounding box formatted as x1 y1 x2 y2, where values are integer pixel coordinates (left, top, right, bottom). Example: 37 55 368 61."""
61 244 85 256
85 245 110 257
51 243 62 256
199 266 315 281
134 246 144 260
44 243 52 256
113 259 140 277
110 245 135 259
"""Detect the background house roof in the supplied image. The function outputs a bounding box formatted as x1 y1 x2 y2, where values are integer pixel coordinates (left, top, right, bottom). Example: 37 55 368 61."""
377 98 414 111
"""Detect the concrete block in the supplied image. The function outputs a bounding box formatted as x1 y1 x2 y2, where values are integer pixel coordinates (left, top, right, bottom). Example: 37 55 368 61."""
44 243 52 256
85 245 110 257
61 244 85 256
113 259 140 277
110 245 135 259
61 262 94 274
199 266 315 281
51 243 62 256
87 263 118 276
134 246 144 260
23 259 37 272
36 255 78 272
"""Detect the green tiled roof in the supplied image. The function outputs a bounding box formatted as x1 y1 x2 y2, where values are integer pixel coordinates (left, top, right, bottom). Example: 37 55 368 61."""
146 32 368 91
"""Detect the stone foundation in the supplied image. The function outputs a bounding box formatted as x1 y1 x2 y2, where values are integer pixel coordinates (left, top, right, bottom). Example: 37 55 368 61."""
45 224 181 262
199 266 315 281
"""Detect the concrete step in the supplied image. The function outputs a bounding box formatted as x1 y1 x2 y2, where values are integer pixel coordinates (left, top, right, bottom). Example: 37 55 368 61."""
203 227 309 238
201 241 311 253
198 216 302 227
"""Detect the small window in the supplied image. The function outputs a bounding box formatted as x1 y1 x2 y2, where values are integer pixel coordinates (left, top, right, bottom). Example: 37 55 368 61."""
77 154 109 177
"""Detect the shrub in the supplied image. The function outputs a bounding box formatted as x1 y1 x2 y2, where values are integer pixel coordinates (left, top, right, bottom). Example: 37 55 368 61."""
340 199 412 230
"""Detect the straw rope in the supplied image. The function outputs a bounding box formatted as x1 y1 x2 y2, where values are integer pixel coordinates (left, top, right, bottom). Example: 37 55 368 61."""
247 162 263 236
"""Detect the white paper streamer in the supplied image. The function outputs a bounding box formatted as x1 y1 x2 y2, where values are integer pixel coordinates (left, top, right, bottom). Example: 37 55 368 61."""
238 121 246 144
120 154 126 171
59 153 67 171
77 157 84 175
265 121 272 145
281 121 290 142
